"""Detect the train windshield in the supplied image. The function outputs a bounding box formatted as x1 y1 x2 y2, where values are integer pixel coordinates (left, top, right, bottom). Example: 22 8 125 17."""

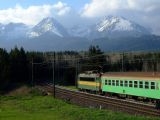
79 77 95 82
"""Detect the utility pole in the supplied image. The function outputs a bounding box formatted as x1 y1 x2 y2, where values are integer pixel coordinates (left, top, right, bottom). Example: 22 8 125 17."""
75 58 79 88
52 52 56 98
157 60 158 72
32 58 34 87
77 59 79 88
122 52 124 72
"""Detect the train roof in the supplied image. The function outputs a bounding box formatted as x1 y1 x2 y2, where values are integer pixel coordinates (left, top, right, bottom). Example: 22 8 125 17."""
102 72 160 81
79 73 99 78
78 70 100 78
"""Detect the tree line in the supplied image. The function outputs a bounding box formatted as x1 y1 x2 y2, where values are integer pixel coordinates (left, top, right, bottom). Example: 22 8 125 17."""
1 45 160 93
0 47 49 92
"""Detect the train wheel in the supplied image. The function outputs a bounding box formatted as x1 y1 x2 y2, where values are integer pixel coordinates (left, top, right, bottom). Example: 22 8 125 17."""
105 92 111 97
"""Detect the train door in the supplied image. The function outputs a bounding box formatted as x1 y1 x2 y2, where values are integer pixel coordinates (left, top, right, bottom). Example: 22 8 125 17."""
96 77 101 92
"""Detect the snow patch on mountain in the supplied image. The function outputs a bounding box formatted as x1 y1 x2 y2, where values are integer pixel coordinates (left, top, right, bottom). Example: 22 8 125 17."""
69 16 150 39
29 32 39 37
97 16 134 32
28 17 68 38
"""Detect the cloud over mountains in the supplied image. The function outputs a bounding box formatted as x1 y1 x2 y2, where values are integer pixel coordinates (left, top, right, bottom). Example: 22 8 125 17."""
0 1 160 35
0 2 71 25
81 0 160 17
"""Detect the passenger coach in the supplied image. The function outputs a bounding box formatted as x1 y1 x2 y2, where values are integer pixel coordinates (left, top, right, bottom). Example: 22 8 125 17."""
101 72 160 99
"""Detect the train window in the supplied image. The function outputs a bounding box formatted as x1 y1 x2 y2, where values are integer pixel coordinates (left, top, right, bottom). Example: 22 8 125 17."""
108 80 111 85
120 80 123 86
139 81 143 88
80 77 95 81
129 81 133 87
116 80 119 86
124 81 128 87
151 82 155 89
145 82 149 89
105 80 108 85
112 80 115 86
134 81 138 88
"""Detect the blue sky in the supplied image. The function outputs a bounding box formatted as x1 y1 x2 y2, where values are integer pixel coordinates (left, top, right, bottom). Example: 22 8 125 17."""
0 0 89 9
0 0 159 35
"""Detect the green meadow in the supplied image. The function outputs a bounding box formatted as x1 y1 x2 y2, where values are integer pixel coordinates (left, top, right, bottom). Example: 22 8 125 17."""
0 95 159 120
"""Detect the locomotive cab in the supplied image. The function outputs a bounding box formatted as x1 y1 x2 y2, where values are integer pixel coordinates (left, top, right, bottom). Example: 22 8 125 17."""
78 71 101 92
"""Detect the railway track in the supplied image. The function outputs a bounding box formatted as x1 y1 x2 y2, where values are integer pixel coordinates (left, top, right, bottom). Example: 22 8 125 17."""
37 83 160 117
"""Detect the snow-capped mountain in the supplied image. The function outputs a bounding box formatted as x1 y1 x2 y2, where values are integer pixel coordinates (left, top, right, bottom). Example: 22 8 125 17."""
0 16 150 40
97 16 133 32
96 16 150 33
95 16 150 38
70 16 150 39
28 17 69 38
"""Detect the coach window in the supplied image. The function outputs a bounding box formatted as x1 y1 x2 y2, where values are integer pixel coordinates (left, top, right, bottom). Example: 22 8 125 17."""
112 80 115 86
139 81 143 88
151 82 155 89
116 80 119 86
129 81 133 87
120 80 123 87
108 80 111 85
124 81 128 87
134 81 138 88
105 80 108 85
145 81 149 89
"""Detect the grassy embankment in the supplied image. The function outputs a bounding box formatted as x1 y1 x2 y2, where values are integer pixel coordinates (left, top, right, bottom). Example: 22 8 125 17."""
0 87 160 120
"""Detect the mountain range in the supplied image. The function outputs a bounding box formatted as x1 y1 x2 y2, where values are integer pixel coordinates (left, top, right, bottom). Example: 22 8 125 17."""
0 16 160 51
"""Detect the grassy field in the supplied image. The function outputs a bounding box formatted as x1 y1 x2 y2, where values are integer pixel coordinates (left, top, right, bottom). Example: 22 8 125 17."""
0 94 160 120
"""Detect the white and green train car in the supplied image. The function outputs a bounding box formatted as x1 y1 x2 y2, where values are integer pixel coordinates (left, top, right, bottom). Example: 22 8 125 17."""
101 72 160 99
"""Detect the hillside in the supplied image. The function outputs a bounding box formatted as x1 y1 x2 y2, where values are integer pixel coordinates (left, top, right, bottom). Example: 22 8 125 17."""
92 35 160 51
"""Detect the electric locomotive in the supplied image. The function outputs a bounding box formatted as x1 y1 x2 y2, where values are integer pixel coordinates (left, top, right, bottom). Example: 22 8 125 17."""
78 71 101 92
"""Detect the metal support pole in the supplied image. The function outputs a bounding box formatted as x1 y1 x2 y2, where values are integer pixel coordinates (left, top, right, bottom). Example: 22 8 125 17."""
32 58 34 87
75 59 78 88
157 60 158 72
77 59 79 88
122 53 124 72
53 52 56 98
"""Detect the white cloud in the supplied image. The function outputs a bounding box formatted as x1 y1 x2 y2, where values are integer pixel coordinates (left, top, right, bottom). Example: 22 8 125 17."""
81 0 160 17
53 1 70 16
0 1 71 25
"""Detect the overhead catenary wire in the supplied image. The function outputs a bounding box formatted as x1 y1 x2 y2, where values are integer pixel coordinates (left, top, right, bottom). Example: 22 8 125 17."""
32 51 160 89
32 58 160 66
47 56 160 63
32 51 160 72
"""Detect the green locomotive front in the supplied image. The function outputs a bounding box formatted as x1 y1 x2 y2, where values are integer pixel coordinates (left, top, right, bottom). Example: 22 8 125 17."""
101 72 160 99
